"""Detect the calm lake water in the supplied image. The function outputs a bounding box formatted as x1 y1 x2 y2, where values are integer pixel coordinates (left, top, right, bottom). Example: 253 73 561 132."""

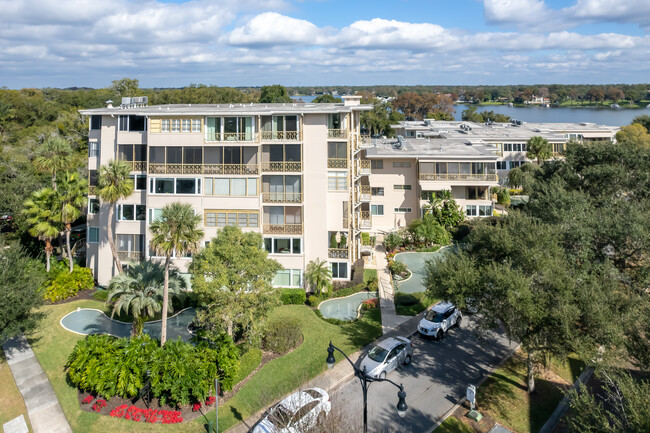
292 96 648 126
452 104 647 126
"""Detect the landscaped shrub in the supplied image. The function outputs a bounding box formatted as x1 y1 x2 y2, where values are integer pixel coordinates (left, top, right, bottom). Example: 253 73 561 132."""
384 232 404 251
388 260 407 276
42 261 94 302
279 288 307 305
496 187 511 205
452 224 471 242
366 277 379 292
262 318 302 354
361 232 371 246
361 298 379 310
66 333 240 407
332 283 367 298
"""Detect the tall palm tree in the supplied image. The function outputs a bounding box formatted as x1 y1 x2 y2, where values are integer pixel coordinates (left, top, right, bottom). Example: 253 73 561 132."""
305 258 332 295
23 188 61 272
58 172 88 273
33 136 74 191
107 261 187 336
526 136 552 165
97 160 134 275
149 202 203 345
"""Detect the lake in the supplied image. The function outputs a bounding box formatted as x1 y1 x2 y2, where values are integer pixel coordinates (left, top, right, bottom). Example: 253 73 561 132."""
292 96 648 125
452 104 647 126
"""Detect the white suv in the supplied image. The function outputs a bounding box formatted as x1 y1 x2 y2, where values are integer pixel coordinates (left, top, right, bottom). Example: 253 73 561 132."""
417 302 462 339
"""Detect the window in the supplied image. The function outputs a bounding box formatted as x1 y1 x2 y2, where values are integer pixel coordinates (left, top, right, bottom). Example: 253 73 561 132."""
161 119 170 132
331 262 348 279
171 119 180 132
393 185 412 190
90 116 101 130
117 204 146 221
328 172 348 191
132 174 147 190
466 205 492 217
496 161 507 170
371 160 383 170
88 170 98 187
264 237 302 254
421 190 441 200
149 177 201 195
514 143 522 152
204 210 259 228
88 199 99 214
371 187 384 196
466 186 487 200
371 205 384 216
182 119 191 132
205 178 258 196
394 207 412 213
328 142 347 159
503 143 512 152
272 269 302 287
87 227 99 243
148 208 162 224
191 119 201 132
117 234 145 253
393 161 411 168
118 115 146 132
89 141 100 158
466 205 477 217
327 113 341 130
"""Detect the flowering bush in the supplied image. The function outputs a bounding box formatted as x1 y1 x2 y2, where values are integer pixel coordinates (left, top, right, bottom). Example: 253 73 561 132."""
205 396 216 406
361 298 379 310
109 404 183 424
192 402 202 412
82 395 94 404
92 399 106 412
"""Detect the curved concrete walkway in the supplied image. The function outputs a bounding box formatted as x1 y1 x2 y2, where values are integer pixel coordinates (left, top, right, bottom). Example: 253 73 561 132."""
369 245 410 334
2 336 72 433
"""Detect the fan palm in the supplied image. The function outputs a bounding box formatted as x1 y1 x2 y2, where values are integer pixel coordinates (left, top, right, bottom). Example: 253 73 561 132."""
107 261 187 336
23 187 61 272
526 136 552 165
58 172 87 272
305 258 332 295
33 136 74 190
149 202 203 345
97 160 134 275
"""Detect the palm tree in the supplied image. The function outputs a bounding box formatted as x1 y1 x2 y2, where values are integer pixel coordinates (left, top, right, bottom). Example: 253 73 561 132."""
33 136 74 190
97 160 134 275
107 261 187 336
305 258 332 295
149 203 203 345
526 136 552 165
58 172 87 273
23 188 61 272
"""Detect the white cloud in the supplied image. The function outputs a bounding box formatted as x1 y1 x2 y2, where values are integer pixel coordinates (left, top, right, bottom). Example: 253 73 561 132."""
227 12 325 46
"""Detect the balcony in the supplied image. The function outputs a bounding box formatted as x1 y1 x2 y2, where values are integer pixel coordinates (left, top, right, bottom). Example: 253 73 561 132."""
261 161 302 172
328 248 349 259
148 163 258 175
418 173 498 182
327 158 348 169
263 223 303 235
328 129 348 139
117 251 144 262
260 131 301 141
358 211 371 229
357 185 371 202
355 160 371 177
121 161 147 172
205 132 258 143
262 192 303 204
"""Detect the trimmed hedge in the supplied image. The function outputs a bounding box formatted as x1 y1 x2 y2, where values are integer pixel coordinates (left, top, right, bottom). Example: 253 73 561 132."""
43 261 94 302
279 288 307 305
263 318 302 354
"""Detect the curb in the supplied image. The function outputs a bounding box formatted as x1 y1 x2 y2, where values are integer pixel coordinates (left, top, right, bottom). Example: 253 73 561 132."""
426 343 521 433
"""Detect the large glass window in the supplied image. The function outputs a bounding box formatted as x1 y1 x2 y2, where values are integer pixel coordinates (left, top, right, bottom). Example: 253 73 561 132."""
88 198 99 214
371 187 384 196
176 178 197 194
328 172 348 190
149 177 200 194
89 141 100 158
371 205 384 216
87 227 99 243
132 174 147 190
331 262 348 279
148 208 163 224
205 178 258 196
205 210 259 228
272 269 302 287
328 142 347 159
327 113 341 130
371 160 383 170
154 178 174 194
90 116 101 130
117 204 146 221
119 115 146 132
264 238 302 254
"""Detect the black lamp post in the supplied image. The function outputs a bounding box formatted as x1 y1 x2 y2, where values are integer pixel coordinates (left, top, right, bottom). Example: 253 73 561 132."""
326 341 408 433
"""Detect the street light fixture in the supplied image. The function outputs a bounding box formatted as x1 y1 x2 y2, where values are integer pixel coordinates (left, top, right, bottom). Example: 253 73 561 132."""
326 341 408 433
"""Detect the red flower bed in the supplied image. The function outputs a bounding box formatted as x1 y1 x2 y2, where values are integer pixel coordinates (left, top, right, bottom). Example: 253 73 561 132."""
110 404 183 424
362 298 379 309
192 402 201 412
205 396 216 406
82 395 94 405
92 399 107 412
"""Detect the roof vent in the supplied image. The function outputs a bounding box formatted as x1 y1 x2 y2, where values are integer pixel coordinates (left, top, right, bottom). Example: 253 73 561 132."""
106 100 113 108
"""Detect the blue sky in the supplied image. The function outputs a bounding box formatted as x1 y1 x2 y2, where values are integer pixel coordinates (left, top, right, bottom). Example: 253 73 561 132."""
1 0 649 88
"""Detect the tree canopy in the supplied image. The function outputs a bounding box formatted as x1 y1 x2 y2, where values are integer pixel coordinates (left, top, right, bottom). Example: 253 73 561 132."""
259 85 292 103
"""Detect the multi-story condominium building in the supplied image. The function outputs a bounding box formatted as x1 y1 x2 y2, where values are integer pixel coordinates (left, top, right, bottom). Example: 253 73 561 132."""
393 120 618 185
81 99 618 289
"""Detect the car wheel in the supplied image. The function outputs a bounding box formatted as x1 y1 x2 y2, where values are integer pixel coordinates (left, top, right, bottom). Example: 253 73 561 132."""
379 371 387 380
436 330 443 340
456 316 462 327
403 355 411 365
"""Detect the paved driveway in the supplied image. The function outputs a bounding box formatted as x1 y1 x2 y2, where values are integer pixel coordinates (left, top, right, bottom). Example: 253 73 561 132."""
329 315 517 432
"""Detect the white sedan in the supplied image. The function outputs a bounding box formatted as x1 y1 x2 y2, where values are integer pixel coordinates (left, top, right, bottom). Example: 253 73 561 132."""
253 388 331 433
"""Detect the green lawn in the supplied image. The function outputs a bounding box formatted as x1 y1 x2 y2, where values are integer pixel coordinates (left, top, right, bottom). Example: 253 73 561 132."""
433 416 473 433
395 292 438 316
477 351 574 433
363 269 377 284
29 299 382 432
0 352 32 430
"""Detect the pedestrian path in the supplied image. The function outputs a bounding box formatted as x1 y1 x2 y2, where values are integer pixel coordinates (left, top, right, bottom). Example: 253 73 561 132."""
2 336 72 433
372 245 410 334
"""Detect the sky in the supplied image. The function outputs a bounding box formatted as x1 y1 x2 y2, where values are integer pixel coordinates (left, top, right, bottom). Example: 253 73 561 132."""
1 0 649 88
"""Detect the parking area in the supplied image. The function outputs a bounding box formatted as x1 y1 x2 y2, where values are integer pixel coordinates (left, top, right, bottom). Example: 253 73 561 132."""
330 315 518 432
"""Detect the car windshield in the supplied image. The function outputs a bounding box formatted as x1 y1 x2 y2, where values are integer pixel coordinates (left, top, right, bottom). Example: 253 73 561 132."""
303 389 322 399
425 310 446 322
368 345 389 362
269 404 293 428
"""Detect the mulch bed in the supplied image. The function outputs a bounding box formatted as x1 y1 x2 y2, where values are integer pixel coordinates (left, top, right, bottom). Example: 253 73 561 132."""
50 288 98 305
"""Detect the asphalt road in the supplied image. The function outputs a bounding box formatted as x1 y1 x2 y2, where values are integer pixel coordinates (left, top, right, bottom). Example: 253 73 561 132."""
329 315 518 433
